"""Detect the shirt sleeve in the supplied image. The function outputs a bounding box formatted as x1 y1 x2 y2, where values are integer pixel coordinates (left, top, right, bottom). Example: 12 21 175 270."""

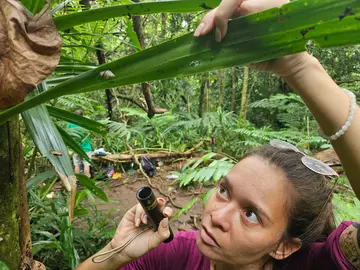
304 221 356 270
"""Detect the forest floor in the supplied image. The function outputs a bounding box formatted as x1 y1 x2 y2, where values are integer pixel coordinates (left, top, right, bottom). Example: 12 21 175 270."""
92 164 214 232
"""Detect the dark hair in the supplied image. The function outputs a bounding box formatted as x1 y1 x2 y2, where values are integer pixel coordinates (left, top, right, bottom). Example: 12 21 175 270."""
75 109 84 116
245 145 336 258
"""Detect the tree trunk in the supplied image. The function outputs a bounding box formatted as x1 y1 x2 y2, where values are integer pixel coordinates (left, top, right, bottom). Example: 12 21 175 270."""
185 88 190 113
239 66 249 120
18 141 34 270
0 119 21 269
206 73 211 112
132 2 160 118
161 13 167 38
142 82 156 118
96 43 113 120
199 76 208 117
79 0 90 10
231 67 237 112
218 70 223 108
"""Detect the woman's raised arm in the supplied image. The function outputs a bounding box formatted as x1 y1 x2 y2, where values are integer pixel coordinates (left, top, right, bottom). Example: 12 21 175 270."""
195 0 360 267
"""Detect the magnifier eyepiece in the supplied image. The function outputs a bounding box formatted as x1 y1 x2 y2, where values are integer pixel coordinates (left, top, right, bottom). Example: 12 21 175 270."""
136 187 174 243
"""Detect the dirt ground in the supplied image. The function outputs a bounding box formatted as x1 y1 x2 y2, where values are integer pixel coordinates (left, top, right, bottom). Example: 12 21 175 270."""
93 165 214 232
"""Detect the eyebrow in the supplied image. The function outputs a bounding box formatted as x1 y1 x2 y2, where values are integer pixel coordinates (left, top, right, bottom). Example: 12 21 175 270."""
223 176 272 224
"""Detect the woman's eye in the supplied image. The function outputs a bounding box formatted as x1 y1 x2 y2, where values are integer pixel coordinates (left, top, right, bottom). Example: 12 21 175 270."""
218 184 229 199
244 210 260 224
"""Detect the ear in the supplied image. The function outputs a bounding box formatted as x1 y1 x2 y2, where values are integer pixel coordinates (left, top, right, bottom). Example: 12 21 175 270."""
269 238 302 260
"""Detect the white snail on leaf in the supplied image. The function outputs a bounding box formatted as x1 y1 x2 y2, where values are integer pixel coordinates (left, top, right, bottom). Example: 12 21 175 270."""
99 70 115 79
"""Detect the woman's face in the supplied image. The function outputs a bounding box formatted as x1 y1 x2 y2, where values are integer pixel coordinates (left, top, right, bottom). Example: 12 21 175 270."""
197 156 292 266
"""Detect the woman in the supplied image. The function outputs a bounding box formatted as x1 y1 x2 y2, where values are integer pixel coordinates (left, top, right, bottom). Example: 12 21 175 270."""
78 0 360 269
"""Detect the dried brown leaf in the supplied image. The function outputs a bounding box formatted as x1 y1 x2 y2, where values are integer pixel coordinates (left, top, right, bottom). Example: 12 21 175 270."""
0 0 61 108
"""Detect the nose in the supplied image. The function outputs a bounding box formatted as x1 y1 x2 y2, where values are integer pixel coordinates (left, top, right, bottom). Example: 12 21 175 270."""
210 203 235 232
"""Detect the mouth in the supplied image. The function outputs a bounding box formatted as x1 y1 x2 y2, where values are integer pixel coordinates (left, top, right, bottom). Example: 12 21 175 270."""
200 225 220 248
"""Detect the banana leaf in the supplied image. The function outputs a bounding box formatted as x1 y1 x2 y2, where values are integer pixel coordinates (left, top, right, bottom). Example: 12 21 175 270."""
1 0 360 124
54 0 221 30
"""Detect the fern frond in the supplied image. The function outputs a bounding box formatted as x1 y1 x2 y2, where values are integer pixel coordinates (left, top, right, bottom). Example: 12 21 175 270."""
120 107 148 119
176 153 235 187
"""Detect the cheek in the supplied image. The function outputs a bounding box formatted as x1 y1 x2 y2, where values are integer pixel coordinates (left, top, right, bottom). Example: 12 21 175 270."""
226 228 284 262
228 219 286 253
203 191 218 213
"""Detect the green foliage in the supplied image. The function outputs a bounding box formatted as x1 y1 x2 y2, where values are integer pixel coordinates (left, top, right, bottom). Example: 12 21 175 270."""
171 195 203 221
53 0 221 30
0 261 9 270
333 193 360 225
76 174 109 202
3 0 360 123
29 180 115 269
250 93 312 130
57 125 93 165
26 170 57 191
20 0 46 15
48 106 107 136
171 188 216 221
175 153 235 187
22 103 75 179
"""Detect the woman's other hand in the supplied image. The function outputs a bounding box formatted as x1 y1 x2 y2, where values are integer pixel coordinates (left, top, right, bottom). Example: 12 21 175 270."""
194 0 313 78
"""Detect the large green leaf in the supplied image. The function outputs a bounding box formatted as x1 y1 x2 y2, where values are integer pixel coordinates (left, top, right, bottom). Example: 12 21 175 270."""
21 103 75 179
76 174 109 202
60 217 80 268
54 0 221 30
27 169 57 192
126 18 142 52
2 0 360 123
20 0 46 15
47 106 106 135
54 63 96 73
0 261 9 270
56 124 94 166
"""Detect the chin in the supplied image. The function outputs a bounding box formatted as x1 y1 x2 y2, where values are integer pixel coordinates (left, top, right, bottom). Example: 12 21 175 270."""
196 234 220 261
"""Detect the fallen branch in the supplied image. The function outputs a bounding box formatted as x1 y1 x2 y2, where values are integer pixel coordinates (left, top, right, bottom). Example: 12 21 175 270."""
126 143 182 209
93 141 204 163
126 143 152 185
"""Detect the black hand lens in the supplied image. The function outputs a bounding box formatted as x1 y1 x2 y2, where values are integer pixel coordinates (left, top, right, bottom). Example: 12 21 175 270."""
136 186 174 243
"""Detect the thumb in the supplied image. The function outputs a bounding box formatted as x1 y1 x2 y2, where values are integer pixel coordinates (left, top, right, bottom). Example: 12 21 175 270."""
157 218 170 240
148 218 170 249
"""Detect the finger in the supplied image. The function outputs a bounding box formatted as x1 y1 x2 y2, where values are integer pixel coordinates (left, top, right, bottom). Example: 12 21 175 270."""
215 0 243 41
239 0 289 16
157 197 166 209
149 218 171 250
141 211 148 224
194 9 216 37
163 206 173 218
134 203 144 227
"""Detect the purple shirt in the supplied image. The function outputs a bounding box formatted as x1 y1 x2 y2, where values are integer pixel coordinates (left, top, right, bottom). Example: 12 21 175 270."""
120 221 355 270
